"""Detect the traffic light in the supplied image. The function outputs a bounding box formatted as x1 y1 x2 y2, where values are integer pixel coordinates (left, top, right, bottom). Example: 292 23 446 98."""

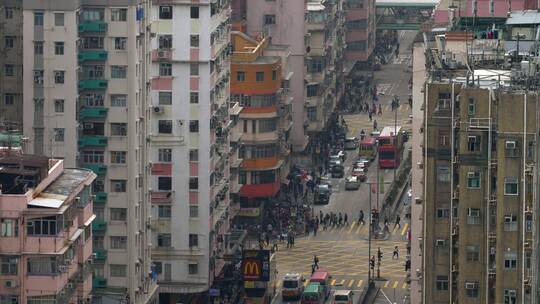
370 258 375 270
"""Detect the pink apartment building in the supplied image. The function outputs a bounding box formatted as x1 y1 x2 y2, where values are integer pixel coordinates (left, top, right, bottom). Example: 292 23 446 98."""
344 0 376 62
0 153 96 304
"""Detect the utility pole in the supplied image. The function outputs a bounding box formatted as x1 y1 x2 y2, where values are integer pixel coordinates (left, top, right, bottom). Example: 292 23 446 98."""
368 187 372 287
393 95 399 182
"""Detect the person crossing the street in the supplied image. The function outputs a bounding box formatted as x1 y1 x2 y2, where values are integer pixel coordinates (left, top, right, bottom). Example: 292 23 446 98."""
358 210 365 225
373 119 378 130
393 246 399 259
378 104 382 115
395 215 401 229
343 213 348 226
338 213 343 227
313 255 319 269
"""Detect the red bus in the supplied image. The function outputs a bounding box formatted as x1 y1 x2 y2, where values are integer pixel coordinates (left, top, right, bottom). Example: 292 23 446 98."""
377 126 404 169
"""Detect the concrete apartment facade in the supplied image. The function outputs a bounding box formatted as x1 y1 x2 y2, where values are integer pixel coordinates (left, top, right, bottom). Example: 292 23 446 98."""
343 0 376 62
0 2 24 128
19 1 157 303
0 154 96 304
145 0 234 302
416 32 540 303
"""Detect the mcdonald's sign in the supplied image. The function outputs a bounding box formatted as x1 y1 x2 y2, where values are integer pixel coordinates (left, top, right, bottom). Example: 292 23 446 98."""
242 250 270 281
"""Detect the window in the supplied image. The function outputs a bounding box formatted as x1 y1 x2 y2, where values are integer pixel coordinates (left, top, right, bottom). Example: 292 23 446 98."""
26 216 60 236
110 236 127 249
264 14 276 25
158 206 171 218
437 93 450 109
109 265 128 278
188 263 198 274
4 64 14 77
504 289 517 304
159 6 173 19
111 94 127 107
54 42 64 55
189 234 198 247
114 37 127 50
158 148 172 162
307 84 318 97
110 123 127 136
307 107 317 121
158 35 173 49
110 180 127 192
156 91 172 105
437 166 450 183
466 245 479 261
189 149 198 161
504 177 518 195
93 236 104 249
81 151 104 163
190 92 199 104
54 128 64 142
82 36 104 49
54 71 65 84
190 206 199 218
0 256 18 275
158 177 172 191
54 99 64 113
259 118 277 132
438 131 449 146
190 63 199 76
467 135 480 152
504 215 518 232
5 7 13 19
308 58 324 73
111 8 127 21
190 35 199 47
504 252 517 270
189 120 199 133
4 94 14 105
236 71 246 81
27 257 57 275
4 36 14 49
159 63 172 76
468 97 475 115
190 6 199 19
505 140 518 157
436 275 448 291
54 13 64 26
436 208 449 219
467 172 480 189
34 41 43 55
256 71 265 82
111 65 127 78
0 219 18 237
110 151 126 164
189 177 198 190
158 120 172 134
34 12 43 26
110 208 127 221
467 208 481 225
157 233 172 247
250 171 276 184
465 282 479 297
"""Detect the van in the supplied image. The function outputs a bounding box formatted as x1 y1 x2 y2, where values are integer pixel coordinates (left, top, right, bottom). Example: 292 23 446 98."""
333 290 354 304
315 184 331 204
282 273 304 300
309 269 332 299
344 137 358 150
301 283 324 304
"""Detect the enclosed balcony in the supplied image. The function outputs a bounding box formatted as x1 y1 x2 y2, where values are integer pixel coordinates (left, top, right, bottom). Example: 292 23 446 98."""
79 107 108 120
79 79 108 90
240 180 280 199
92 219 107 232
78 50 108 63
94 192 107 204
79 135 107 148
82 163 107 176
93 248 107 261
92 276 107 288
79 21 108 33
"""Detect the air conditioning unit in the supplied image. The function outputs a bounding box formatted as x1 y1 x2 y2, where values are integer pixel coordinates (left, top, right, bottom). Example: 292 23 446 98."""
157 50 168 59
58 265 68 273
4 280 16 288
74 197 80 204
435 239 446 247
505 141 516 149
465 282 477 289
414 197 423 205
153 106 164 114
83 122 94 129
452 264 458 272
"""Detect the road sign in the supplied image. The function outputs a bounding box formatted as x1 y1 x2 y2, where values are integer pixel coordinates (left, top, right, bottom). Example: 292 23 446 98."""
242 250 270 281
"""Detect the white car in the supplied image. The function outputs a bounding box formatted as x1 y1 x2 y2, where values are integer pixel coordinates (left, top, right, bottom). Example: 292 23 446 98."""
407 189 412 204
345 176 360 190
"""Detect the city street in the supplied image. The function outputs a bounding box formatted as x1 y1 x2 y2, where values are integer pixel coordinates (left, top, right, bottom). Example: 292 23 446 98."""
272 31 415 304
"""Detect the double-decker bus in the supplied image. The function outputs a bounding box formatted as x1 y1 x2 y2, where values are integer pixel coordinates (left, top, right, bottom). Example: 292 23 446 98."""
378 126 404 169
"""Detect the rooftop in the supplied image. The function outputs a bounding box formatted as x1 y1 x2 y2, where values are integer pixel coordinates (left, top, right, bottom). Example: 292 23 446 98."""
507 10 540 25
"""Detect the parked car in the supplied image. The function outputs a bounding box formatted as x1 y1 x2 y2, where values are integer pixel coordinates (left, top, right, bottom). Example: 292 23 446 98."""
351 168 366 182
345 176 360 190
331 164 345 178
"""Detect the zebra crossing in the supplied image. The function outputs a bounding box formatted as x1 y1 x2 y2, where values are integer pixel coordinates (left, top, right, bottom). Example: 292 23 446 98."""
313 221 409 238
275 277 409 290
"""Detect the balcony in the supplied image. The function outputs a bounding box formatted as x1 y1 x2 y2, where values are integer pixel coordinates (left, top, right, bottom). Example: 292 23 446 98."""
79 79 108 90
92 219 107 232
79 135 107 148
94 192 107 204
240 180 281 199
78 50 108 63
93 248 107 261
242 156 282 170
83 163 107 176
79 21 108 33
151 49 173 62
92 276 107 288
79 107 108 120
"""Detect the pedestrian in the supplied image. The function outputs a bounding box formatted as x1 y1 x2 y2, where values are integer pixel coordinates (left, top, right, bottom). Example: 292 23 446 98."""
369 111 373 121
314 221 318 236
358 210 365 225
319 210 323 223
373 120 378 130
395 215 401 229
338 213 343 226
272 240 278 252
393 246 399 259
311 263 316 274
314 255 319 269
378 104 382 115
344 213 348 226
405 259 411 271
265 232 270 246
407 244 411 255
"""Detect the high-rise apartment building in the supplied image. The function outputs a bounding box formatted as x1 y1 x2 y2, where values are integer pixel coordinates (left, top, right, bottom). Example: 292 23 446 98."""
0 153 96 304
0 2 24 128
343 0 376 62
19 1 157 303
145 1 234 302
415 32 540 303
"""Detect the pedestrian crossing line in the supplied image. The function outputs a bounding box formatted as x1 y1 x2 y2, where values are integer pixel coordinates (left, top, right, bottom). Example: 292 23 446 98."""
392 281 399 289
277 280 282 288
383 281 390 288
348 280 354 288
401 223 409 236
304 280 309 287
402 282 408 289
339 279 346 286
348 222 357 234
331 279 336 286
356 224 364 234
357 280 364 288
391 226 399 234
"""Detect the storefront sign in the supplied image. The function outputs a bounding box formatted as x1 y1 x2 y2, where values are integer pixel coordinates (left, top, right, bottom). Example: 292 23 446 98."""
238 207 261 217
242 250 270 281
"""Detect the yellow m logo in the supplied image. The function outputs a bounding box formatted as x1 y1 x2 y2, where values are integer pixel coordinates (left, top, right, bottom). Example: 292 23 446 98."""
244 261 260 277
